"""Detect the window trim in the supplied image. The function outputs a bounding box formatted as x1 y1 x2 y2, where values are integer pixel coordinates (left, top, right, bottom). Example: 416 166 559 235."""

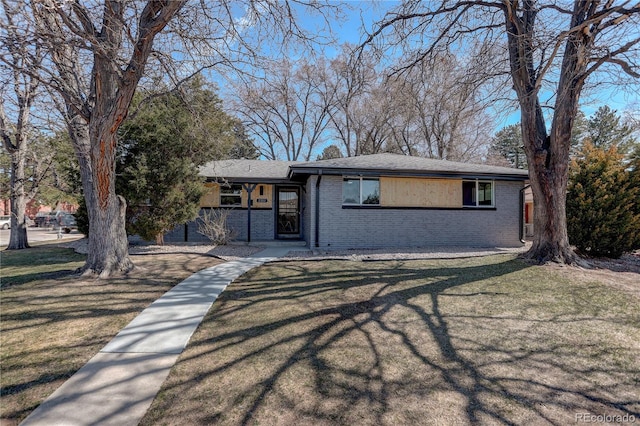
342 176 380 206
462 179 495 208
220 183 243 207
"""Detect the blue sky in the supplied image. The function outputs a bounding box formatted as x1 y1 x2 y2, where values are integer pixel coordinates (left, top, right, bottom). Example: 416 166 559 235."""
300 1 638 125
221 1 637 139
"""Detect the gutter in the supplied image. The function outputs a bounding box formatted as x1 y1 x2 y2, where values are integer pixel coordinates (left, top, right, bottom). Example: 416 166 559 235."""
315 171 322 248
519 184 531 243
289 167 529 181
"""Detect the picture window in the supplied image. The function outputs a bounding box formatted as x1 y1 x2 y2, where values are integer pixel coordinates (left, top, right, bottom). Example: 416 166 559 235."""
343 177 380 205
462 180 494 207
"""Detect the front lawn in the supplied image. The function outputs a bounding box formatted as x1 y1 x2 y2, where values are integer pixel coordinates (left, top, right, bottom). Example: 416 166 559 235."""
141 254 640 425
0 246 223 424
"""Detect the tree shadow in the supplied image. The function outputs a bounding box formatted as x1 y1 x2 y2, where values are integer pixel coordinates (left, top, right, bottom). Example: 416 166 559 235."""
145 256 640 425
0 253 221 423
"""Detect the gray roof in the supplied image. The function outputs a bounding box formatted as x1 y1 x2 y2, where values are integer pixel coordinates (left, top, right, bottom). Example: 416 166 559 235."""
289 153 529 180
199 159 301 182
200 153 529 182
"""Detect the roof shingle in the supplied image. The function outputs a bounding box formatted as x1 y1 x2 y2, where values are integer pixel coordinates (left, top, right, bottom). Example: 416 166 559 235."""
290 153 529 178
200 153 529 181
199 159 300 181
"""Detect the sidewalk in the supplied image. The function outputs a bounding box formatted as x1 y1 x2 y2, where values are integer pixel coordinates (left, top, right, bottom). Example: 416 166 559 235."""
20 246 295 426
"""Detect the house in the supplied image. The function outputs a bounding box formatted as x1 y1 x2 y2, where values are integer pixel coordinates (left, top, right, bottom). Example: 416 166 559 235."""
164 153 530 249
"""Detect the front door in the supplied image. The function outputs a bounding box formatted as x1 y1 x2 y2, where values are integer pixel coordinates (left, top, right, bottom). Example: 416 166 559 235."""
276 187 300 238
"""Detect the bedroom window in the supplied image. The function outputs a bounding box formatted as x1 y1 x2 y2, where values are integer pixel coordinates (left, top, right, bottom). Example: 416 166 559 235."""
220 184 242 206
343 177 380 205
463 180 494 207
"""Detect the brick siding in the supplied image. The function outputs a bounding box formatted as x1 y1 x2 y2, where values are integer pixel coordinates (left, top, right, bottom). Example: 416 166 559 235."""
311 175 523 250
164 208 275 243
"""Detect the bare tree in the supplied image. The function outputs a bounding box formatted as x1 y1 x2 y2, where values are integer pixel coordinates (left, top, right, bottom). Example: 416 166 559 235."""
364 0 640 264
326 46 381 156
327 43 499 160
0 0 48 249
28 1 186 277
233 57 335 161
355 83 397 154
388 48 498 162
7 0 339 276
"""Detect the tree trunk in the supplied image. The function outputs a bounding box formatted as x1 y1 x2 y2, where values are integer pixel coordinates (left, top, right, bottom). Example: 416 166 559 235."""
6 148 30 250
503 0 593 265
517 96 578 264
33 0 185 276
521 2 592 265
525 161 576 263
84 192 132 277
69 116 133 277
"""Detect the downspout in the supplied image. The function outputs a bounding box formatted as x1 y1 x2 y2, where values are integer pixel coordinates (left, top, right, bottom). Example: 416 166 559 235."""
315 171 322 248
519 184 530 243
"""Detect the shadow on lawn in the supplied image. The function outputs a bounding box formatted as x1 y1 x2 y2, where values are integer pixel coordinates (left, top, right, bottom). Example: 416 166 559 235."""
1 281 171 417
148 257 639 426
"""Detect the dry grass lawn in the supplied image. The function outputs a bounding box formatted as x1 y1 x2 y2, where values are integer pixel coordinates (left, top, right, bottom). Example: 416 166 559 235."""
0 246 223 425
141 254 640 426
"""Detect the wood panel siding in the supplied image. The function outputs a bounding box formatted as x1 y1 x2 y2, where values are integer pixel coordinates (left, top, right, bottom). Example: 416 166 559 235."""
380 177 462 208
200 183 273 208
242 184 273 208
200 183 220 207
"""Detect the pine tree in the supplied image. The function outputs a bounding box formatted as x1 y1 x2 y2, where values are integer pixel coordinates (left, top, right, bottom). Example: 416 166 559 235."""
117 78 254 244
628 144 640 251
572 106 636 156
567 142 640 258
317 144 343 160
490 124 527 169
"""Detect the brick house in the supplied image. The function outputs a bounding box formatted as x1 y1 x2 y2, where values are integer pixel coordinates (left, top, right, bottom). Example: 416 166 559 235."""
165 153 530 249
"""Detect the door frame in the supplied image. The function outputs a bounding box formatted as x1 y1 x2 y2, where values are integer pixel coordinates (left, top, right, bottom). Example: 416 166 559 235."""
275 185 301 239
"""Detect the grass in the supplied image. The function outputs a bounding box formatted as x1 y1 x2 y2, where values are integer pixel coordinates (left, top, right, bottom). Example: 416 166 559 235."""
0 244 223 424
139 255 640 426
1 246 87 287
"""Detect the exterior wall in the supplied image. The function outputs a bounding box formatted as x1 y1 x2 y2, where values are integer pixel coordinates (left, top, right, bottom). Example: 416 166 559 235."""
200 183 273 209
297 182 310 244
315 175 524 250
164 208 275 243
305 176 317 247
164 181 279 243
226 208 275 241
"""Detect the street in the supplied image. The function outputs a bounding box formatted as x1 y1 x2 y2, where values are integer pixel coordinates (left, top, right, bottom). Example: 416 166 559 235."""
0 227 83 248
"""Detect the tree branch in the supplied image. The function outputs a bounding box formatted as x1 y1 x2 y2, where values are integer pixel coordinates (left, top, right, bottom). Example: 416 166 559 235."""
586 36 640 78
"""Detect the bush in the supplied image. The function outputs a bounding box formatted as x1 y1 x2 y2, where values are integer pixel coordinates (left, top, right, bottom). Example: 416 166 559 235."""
197 209 237 245
567 143 640 258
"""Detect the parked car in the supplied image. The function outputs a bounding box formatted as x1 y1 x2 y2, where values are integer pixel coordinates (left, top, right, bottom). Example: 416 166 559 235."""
58 213 77 233
0 215 10 230
35 212 57 228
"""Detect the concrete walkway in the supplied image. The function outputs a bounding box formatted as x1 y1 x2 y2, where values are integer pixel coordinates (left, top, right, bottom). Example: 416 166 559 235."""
20 246 295 426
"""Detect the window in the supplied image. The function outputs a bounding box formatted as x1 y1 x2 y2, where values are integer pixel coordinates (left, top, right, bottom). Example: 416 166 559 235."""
220 183 242 206
463 180 494 207
343 177 380 205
